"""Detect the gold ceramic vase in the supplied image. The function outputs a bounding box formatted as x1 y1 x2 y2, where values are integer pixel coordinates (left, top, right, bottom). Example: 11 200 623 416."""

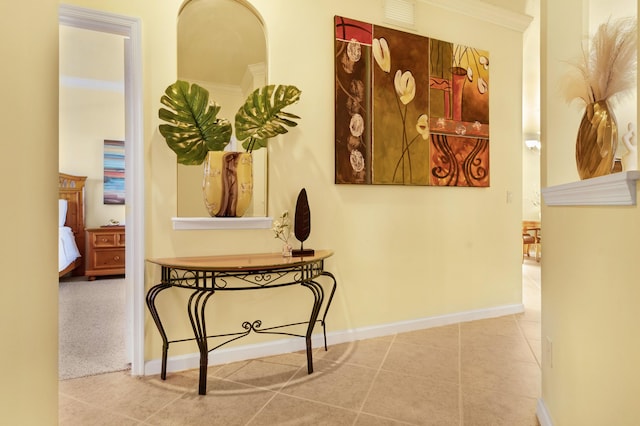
202 151 253 217
575 100 618 180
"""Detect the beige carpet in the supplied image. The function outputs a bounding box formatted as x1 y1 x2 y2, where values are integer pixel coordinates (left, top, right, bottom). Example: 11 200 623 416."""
58 276 129 380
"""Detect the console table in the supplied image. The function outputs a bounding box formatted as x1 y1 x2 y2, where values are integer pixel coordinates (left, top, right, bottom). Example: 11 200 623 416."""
146 250 337 395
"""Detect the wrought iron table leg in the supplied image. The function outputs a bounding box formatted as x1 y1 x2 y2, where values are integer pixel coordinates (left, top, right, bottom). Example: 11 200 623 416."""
319 271 337 351
145 283 172 380
187 288 215 395
302 279 324 374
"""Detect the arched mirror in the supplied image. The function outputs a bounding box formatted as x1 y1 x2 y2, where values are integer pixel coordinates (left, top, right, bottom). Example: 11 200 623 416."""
177 0 267 217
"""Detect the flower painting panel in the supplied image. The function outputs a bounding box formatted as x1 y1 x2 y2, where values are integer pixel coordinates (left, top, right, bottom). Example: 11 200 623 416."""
333 16 490 187
335 16 373 184
372 25 430 185
429 39 490 186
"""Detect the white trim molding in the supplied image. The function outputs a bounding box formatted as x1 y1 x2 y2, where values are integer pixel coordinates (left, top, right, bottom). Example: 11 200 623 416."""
541 171 640 206
537 398 554 426
171 216 273 230
144 302 524 375
59 4 145 376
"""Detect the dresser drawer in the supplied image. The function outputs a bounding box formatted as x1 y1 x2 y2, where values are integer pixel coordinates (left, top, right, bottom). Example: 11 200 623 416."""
91 232 119 247
91 249 125 268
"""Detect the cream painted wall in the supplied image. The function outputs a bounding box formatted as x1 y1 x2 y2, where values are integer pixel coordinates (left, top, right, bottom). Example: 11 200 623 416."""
522 0 541 221
523 146 541 220
59 0 526 366
59 25 126 227
0 1 59 424
589 0 638 167
541 0 640 424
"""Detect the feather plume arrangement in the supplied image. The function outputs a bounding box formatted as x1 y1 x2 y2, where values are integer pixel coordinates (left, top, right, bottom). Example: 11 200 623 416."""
562 17 637 106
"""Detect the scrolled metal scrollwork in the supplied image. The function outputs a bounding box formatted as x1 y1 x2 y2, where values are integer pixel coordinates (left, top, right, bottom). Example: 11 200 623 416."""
214 276 229 289
252 273 274 284
241 320 262 332
213 271 296 289
167 269 199 287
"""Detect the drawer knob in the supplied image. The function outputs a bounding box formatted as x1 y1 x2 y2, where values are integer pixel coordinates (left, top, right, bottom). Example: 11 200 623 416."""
114 256 120 261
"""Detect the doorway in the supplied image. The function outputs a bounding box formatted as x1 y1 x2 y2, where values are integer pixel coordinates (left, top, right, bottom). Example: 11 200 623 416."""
58 4 144 376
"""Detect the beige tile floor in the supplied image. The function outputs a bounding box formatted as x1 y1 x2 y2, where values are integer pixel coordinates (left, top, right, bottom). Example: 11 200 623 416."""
59 261 541 425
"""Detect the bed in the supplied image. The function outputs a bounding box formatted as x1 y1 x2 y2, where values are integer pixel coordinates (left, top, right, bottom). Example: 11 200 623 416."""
59 173 87 277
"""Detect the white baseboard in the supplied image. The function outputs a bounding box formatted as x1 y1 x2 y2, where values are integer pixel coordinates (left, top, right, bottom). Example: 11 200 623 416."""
537 398 554 426
143 303 524 376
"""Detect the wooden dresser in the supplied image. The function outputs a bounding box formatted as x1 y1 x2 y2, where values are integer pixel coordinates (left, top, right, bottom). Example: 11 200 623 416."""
85 226 125 280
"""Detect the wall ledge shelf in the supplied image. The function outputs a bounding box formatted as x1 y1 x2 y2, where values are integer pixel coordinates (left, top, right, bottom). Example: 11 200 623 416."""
541 171 640 206
172 217 273 230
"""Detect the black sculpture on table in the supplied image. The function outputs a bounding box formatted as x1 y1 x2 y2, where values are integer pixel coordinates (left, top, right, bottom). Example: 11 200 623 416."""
292 188 315 257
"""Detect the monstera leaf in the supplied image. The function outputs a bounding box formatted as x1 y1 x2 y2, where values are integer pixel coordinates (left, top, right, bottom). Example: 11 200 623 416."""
236 85 302 152
158 81 232 165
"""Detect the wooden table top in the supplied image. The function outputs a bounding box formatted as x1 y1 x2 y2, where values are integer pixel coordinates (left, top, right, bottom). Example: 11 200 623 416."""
147 249 334 272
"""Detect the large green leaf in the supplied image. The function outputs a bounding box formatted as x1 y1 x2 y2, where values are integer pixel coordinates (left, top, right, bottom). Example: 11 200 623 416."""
236 85 301 152
158 81 231 165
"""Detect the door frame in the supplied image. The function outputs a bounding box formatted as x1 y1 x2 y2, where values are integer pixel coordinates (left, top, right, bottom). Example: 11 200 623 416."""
59 4 145 375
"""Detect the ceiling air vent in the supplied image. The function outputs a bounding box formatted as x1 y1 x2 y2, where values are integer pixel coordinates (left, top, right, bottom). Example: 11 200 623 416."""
384 0 416 29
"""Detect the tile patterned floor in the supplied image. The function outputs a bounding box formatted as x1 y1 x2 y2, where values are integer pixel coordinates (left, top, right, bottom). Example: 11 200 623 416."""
59 261 541 425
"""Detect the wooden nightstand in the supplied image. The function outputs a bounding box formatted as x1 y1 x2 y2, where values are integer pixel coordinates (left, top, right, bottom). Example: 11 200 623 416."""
85 226 125 280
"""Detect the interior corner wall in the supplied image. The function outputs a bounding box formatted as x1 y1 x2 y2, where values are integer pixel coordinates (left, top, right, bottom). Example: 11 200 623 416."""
0 0 60 423
60 0 526 367
523 147 541 220
540 0 640 424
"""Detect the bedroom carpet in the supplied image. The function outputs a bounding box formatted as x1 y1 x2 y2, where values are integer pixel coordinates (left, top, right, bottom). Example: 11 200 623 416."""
58 277 129 380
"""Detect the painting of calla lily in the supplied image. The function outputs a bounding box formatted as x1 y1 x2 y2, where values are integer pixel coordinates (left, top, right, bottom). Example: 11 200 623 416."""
372 38 391 73
394 70 416 105
416 114 430 140
334 16 490 187
372 24 430 184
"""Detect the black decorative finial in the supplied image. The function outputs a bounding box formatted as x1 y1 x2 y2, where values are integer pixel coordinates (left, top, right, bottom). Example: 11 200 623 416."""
292 188 314 257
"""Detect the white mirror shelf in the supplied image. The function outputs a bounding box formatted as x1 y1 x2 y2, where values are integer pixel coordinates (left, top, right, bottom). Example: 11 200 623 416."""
172 217 273 230
541 170 640 206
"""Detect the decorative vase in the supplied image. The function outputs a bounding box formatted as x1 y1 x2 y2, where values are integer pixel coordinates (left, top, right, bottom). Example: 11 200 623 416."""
202 151 253 217
450 66 467 122
282 242 293 257
575 100 618 180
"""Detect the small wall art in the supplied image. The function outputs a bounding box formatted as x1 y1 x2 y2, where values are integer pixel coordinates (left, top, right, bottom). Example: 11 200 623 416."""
334 16 490 187
103 139 125 204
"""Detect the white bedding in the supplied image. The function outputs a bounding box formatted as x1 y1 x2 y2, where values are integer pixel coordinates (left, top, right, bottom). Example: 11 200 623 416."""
59 199 68 227
59 226 81 272
58 199 80 272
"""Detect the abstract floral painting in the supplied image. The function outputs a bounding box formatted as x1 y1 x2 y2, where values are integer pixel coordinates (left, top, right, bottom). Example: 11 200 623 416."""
334 16 490 187
103 139 125 204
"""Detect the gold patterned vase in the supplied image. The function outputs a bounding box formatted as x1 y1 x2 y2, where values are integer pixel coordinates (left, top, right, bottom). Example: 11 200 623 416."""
575 100 618 180
202 151 253 217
